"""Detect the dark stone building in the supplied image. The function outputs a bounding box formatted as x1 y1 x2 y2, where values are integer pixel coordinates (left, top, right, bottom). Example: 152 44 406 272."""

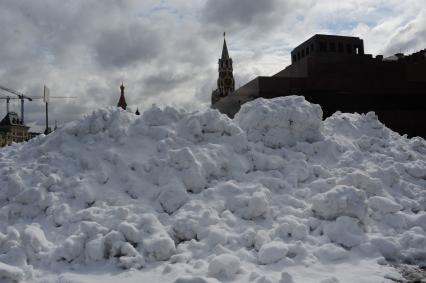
212 34 426 138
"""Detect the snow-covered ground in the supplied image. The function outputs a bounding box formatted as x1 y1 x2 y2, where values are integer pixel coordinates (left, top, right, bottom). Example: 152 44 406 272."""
0 96 425 283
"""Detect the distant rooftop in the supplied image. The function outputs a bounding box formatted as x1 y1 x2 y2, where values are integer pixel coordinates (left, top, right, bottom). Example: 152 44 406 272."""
291 34 365 64
0 112 24 126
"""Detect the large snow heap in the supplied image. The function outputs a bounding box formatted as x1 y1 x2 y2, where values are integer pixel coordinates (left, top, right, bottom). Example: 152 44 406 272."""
0 96 425 282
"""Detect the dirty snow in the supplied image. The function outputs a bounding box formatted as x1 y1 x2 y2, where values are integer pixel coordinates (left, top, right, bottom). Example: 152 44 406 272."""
0 96 425 282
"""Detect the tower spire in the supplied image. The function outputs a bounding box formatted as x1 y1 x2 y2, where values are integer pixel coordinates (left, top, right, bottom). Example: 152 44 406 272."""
117 83 127 110
221 32 229 59
211 33 235 106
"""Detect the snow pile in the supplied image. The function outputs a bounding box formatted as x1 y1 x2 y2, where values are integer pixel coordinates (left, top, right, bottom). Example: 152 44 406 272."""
0 96 425 282
235 96 323 147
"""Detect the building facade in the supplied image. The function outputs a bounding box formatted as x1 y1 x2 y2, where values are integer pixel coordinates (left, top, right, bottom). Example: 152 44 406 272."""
0 112 30 147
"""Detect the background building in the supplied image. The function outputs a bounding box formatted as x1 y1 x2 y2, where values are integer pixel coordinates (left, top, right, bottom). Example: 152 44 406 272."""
0 112 30 147
211 34 235 106
117 83 128 110
212 34 426 138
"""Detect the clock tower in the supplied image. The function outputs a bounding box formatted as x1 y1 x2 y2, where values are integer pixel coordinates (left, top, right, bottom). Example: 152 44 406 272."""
211 33 235 105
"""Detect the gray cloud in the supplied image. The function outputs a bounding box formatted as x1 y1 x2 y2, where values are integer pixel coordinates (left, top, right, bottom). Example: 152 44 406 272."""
202 0 288 32
94 24 163 69
0 0 425 132
142 70 194 97
384 12 426 55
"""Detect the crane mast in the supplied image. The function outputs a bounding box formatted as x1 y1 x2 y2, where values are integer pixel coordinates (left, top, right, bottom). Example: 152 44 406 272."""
0 96 20 115
0 85 32 124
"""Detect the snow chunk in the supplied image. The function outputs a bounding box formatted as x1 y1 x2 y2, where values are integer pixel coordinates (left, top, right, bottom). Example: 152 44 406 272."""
54 234 85 262
314 243 349 262
22 224 52 254
413 213 426 231
369 237 401 261
85 234 105 262
0 261 25 282
118 222 140 244
235 96 323 148
368 196 402 214
280 272 295 283
4 173 25 200
42 173 62 191
172 217 198 241
174 277 221 283
144 235 176 261
258 241 288 264
103 230 125 253
312 185 367 220
404 161 426 179
324 111 389 141
79 221 108 238
114 242 145 269
208 254 240 278
277 217 308 240
320 277 340 283
158 181 189 214
205 227 228 247
226 185 270 220
323 216 365 248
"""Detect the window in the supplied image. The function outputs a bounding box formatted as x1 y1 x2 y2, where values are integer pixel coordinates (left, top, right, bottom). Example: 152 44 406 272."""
306 47 310 55
354 46 362 54
297 52 301 60
310 44 314 52
292 54 296 62
346 44 352 53
301 49 305 57
329 42 336 52
338 42 344 52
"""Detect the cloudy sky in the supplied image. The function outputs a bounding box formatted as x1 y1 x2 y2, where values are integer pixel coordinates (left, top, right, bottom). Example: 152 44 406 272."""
1 0 425 129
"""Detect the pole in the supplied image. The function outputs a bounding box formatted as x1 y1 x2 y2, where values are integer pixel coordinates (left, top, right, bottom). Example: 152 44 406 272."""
44 102 49 134
20 96 24 124
6 97 9 114
44 86 49 135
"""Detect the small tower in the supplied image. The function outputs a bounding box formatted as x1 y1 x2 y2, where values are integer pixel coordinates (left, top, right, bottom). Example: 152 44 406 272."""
211 33 235 105
117 83 127 110
135 107 140 115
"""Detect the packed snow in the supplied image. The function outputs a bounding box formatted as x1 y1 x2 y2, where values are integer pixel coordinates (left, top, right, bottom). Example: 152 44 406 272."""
0 96 425 282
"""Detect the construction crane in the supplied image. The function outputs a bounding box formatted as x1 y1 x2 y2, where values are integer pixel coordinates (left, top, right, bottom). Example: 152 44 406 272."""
1 85 76 133
0 85 33 125
0 96 18 114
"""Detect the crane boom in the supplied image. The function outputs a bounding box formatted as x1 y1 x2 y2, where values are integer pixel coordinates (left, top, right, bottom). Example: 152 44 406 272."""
0 85 33 124
0 85 32 100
